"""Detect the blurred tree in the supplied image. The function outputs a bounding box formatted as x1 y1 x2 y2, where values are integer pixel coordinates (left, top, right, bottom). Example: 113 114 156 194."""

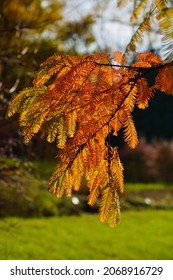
0 0 96 158
0 0 60 157
1 0 172 159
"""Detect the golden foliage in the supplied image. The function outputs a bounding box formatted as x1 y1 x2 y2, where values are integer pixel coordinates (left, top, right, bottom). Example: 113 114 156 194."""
8 49 173 226
121 0 173 62
7 0 173 227
157 7 173 62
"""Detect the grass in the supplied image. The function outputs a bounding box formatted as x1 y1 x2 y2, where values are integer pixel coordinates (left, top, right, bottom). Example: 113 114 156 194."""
0 209 173 260
0 158 173 259
124 182 173 209
125 182 172 192
31 160 57 180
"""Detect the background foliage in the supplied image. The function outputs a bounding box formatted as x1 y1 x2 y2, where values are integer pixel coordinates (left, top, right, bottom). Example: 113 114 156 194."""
0 0 173 223
1 0 173 159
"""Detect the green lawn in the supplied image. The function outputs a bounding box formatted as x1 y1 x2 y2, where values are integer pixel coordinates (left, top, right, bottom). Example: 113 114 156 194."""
0 210 173 260
125 182 168 191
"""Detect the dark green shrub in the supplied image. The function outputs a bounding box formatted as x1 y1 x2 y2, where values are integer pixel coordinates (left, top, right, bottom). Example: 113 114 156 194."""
0 157 58 217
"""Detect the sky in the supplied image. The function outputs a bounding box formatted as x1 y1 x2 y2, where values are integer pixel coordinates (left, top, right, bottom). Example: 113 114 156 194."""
63 0 163 56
